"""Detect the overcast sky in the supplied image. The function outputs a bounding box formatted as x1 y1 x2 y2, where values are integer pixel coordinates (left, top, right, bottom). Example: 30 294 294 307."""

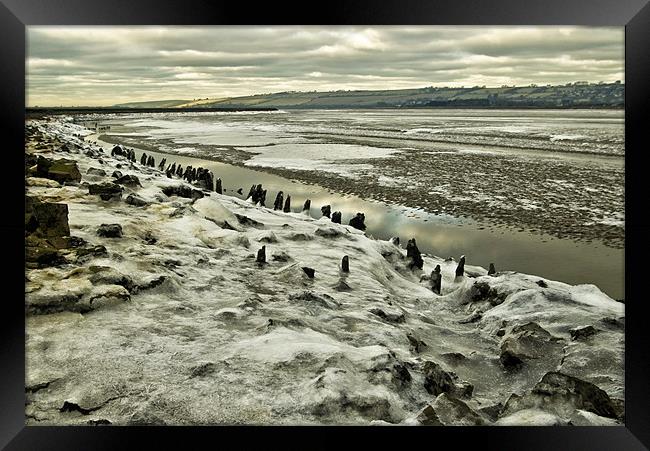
27 26 624 106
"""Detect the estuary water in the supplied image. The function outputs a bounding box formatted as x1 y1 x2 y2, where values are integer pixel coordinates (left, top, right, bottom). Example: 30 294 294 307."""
79 108 624 298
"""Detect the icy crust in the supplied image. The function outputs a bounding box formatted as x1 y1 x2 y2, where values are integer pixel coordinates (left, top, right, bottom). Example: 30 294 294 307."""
25 118 624 426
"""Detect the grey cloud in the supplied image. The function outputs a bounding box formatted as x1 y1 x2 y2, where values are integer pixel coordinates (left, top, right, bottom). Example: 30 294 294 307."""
26 26 624 106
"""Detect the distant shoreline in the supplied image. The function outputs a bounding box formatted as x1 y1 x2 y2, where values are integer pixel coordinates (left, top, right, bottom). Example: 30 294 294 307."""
26 105 624 117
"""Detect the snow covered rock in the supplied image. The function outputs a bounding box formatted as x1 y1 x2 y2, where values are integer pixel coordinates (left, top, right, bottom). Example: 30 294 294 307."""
499 322 564 368
417 393 485 426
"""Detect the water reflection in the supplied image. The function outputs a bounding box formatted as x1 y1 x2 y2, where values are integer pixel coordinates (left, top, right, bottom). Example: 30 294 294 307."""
92 137 624 300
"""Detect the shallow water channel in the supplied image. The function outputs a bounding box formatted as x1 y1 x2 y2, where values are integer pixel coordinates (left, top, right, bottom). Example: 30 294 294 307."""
89 135 624 300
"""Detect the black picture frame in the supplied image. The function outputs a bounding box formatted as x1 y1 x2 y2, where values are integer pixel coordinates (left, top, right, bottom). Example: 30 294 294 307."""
3 0 649 449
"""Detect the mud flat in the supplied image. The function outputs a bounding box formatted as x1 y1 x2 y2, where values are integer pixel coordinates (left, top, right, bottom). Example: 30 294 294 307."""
25 117 624 426
95 130 624 300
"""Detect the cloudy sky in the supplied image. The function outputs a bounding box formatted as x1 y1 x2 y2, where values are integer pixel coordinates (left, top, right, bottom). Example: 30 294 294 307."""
27 26 624 106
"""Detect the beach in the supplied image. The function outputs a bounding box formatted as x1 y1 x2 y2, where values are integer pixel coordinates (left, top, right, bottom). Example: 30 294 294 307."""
25 116 625 426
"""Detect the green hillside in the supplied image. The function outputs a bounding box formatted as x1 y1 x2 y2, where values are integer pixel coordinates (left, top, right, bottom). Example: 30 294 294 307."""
113 82 624 109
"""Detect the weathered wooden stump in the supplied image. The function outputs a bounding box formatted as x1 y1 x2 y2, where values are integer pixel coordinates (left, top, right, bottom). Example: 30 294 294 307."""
341 255 350 273
431 265 442 294
455 255 466 277
321 205 331 218
406 238 423 270
256 245 266 264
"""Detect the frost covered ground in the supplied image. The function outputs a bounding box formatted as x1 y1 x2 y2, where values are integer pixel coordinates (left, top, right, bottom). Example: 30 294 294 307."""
25 118 625 426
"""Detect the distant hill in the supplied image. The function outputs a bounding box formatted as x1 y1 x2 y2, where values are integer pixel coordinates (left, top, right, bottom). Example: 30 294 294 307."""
113 82 624 109
113 99 191 108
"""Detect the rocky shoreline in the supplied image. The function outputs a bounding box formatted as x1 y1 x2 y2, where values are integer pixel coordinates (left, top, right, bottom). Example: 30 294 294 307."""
25 117 624 426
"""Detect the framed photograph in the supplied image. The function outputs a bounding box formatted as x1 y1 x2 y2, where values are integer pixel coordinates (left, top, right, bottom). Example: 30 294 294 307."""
3 0 649 448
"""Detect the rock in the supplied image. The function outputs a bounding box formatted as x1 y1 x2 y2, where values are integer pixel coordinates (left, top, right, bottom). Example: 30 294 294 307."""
37 156 82 183
88 182 123 201
331 211 342 224
440 352 468 365
405 238 423 270
273 191 284 210
314 227 343 238
111 145 125 156
257 231 278 243
25 237 67 268
495 408 566 426
287 232 313 241
459 312 482 324
407 333 427 353
568 410 620 426
234 213 265 229
333 279 351 292
341 256 349 273
488 263 496 275
502 371 620 420
25 197 70 241
283 196 291 213
88 266 135 291
189 362 217 378
465 281 506 306
288 291 339 309
236 187 243 195
570 325 597 341
389 236 400 246
302 199 311 213
430 265 442 294
96 224 123 238
26 177 61 188
114 174 142 187
416 404 443 426
256 245 266 264
321 205 331 218
142 231 157 245
499 322 563 369
369 307 405 324
86 167 107 176
478 403 504 422
125 194 148 207
162 185 204 199
302 267 315 278
423 361 454 396
536 279 548 288
348 212 366 231
428 393 485 426
455 255 466 277
271 251 291 262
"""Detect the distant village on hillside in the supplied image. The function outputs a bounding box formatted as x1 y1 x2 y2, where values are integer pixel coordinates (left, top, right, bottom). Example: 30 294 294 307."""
103 81 624 110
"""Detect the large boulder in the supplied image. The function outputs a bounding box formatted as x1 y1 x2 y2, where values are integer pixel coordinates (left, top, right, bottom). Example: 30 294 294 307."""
88 182 123 201
25 196 70 241
162 185 204 200
36 156 81 183
417 393 485 426
422 361 473 398
501 371 621 421
499 322 563 368
114 174 142 187
96 224 123 238
125 194 149 207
